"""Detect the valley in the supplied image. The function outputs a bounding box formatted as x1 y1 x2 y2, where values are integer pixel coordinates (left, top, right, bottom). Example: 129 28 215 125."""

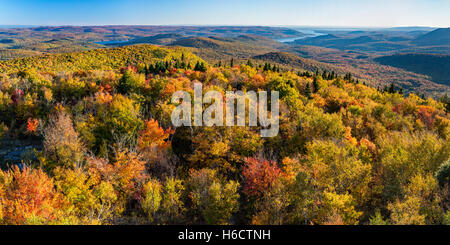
1 0 449 228
0 25 448 98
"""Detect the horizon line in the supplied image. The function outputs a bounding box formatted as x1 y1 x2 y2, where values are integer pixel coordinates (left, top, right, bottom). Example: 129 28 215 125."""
0 24 446 29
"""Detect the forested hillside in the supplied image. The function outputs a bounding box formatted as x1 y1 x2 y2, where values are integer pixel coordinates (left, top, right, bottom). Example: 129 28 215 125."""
1 26 449 98
374 53 450 86
0 25 302 60
0 44 202 74
0 45 449 225
413 28 450 46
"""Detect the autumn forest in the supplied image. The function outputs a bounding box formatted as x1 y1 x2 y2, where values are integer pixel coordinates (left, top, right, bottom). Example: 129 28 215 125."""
0 39 448 225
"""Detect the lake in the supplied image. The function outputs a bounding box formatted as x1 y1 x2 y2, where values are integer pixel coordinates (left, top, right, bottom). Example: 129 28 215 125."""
276 29 326 43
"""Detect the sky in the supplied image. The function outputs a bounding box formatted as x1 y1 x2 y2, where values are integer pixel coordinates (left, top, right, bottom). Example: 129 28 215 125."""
0 0 449 27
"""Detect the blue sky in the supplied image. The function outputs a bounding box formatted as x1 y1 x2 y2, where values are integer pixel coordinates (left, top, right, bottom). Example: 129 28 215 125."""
0 0 449 27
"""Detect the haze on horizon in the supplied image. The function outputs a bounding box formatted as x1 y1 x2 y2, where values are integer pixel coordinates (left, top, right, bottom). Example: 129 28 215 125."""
0 0 449 28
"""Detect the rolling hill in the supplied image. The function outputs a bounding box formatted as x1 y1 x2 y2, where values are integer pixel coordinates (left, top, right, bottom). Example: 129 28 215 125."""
252 51 343 73
290 28 450 55
0 25 303 60
168 35 284 62
413 28 450 46
171 36 222 49
0 44 202 74
374 53 450 86
291 33 413 53
0 25 448 98
0 38 104 61
0 25 303 43
258 47 449 97
116 33 185 46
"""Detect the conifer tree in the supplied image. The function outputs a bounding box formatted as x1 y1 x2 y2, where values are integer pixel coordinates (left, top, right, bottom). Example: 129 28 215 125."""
194 61 200 71
313 76 320 93
389 83 395 93
322 70 328 80
247 59 253 67
305 82 312 99
144 65 149 77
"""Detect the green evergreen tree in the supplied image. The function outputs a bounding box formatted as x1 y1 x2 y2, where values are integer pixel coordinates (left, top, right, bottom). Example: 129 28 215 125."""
439 94 450 112
305 82 312 99
194 61 207 72
327 71 333 80
322 70 328 80
247 59 253 67
117 70 133 94
144 64 149 76
388 83 396 93
312 76 320 93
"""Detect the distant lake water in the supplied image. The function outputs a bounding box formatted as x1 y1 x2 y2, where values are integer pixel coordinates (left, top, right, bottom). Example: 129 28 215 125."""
95 28 327 45
277 29 326 43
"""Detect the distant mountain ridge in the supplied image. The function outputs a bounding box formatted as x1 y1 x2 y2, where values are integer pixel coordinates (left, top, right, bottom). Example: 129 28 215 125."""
374 53 450 86
0 25 448 97
171 37 222 48
167 35 284 61
413 28 450 46
252 51 353 75
119 34 185 46
290 27 450 54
